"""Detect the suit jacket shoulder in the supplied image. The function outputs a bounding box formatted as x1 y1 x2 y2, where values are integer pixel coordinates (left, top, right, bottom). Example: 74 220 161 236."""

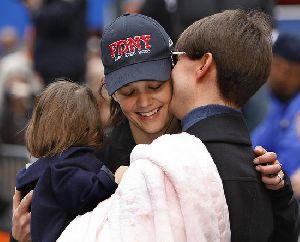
186 112 274 242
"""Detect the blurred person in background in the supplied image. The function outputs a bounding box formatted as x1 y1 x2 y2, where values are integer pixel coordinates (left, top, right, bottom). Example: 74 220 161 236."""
242 84 270 131
139 0 178 41
252 32 300 200
0 27 25 115
0 38 42 145
85 35 111 133
177 0 274 32
122 0 144 13
22 0 87 85
137 0 274 42
0 72 35 145
0 27 19 58
85 57 111 133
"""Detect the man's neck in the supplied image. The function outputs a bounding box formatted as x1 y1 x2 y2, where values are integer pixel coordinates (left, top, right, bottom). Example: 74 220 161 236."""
182 99 238 119
181 104 241 131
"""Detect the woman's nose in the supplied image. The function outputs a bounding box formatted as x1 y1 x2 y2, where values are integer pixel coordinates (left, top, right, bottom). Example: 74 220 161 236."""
137 93 151 108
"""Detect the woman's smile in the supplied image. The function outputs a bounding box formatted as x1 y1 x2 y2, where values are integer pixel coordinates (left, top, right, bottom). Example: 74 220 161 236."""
137 107 161 118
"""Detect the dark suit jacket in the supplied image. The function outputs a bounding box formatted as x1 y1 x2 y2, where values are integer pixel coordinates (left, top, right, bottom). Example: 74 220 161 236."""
186 112 274 241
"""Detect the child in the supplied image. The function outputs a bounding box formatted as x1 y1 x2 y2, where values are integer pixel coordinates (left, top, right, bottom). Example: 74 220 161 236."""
15 79 117 242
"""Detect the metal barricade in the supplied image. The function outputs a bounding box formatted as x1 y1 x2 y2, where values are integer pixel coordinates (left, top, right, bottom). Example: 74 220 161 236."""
0 144 29 231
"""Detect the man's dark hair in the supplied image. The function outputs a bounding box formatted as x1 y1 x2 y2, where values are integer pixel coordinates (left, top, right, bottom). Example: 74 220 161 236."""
176 9 272 107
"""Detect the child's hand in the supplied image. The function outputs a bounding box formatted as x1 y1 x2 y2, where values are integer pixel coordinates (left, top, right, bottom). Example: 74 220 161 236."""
115 166 128 184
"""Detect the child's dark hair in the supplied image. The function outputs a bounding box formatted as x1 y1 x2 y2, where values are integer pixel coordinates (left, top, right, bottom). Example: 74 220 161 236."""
26 78 103 158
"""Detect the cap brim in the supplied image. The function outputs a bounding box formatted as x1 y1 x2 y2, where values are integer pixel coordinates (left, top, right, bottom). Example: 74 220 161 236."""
105 58 172 95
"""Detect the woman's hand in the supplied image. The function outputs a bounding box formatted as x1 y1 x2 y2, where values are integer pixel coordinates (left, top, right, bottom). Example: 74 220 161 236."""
12 189 33 242
253 146 284 190
291 168 300 198
115 166 128 184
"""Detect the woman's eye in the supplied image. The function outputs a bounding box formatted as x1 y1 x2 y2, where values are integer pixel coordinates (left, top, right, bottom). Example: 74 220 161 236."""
149 84 162 90
121 90 134 96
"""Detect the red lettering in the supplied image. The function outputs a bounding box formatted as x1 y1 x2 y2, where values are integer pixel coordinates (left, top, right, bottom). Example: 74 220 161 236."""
117 40 129 56
109 42 118 58
140 35 151 49
127 36 142 52
109 35 151 60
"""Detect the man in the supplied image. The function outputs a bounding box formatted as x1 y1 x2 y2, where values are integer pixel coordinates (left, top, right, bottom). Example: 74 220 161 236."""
170 10 299 241
252 33 300 198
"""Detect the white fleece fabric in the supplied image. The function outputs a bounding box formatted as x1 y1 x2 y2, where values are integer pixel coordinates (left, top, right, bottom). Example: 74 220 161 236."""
57 132 230 242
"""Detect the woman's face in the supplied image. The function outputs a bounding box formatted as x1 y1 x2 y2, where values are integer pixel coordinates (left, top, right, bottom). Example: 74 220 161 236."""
113 80 173 137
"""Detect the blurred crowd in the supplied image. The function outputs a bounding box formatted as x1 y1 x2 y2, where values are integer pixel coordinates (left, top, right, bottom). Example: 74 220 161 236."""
0 0 300 234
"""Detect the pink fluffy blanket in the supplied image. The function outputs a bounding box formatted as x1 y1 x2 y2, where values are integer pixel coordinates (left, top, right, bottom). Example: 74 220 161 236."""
58 133 230 242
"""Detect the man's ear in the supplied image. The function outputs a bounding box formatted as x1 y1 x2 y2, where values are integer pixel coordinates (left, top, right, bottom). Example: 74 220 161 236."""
195 52 213 79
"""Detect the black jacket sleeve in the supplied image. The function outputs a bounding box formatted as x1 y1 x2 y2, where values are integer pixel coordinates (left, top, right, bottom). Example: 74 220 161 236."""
51 162 117 215
268 173 300 242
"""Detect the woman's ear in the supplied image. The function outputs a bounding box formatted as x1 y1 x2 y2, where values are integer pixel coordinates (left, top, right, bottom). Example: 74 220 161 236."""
195 52 213 79
112 94 119 103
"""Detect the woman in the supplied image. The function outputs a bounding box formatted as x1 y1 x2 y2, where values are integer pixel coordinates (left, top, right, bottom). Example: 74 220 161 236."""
11 13 290 242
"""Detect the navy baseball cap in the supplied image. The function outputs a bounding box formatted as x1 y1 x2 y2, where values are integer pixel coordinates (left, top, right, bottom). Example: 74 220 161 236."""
273 32 300 63
101 13 173 95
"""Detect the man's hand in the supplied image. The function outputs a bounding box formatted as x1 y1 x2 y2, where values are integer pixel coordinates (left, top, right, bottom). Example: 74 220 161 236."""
12 189 33 242
253 146 284 190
